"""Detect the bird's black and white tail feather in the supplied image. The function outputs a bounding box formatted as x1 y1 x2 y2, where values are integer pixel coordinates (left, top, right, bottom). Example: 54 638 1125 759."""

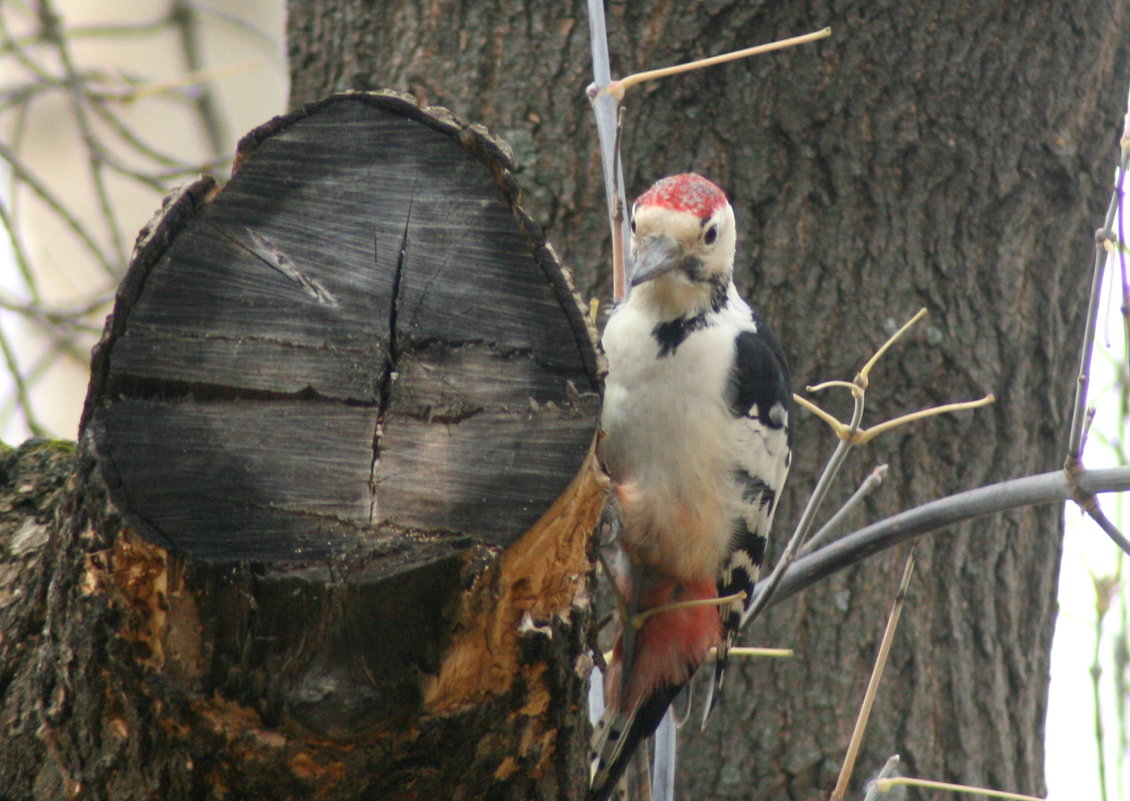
589 679 686 801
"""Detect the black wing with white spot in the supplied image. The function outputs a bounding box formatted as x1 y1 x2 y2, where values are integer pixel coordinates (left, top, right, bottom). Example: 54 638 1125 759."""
707 318 792 720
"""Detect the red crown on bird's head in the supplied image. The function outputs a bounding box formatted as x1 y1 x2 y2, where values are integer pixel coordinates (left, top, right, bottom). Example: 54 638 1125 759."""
635 173 728 219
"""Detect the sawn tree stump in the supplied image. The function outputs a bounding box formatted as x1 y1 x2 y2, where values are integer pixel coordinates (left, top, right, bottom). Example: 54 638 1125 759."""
1 92 604 801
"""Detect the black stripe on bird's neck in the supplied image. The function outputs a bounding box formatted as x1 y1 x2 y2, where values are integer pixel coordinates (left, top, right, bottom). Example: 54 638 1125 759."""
652 313 710 356
649 276 730 357
707 275 728 313
681 263 729 313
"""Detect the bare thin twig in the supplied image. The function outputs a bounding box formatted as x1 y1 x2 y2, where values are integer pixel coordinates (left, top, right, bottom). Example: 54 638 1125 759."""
829 550 916 801
850 395 995 444
742 431 854 628
631 589 746 629
802 464 888 556
170 0 226 157
746 309 990 629
724 646 793 659
610 104 627 301
1066 142 1130 461
1080 405 1098 457
38 0 128 266
1117 140 1130 371
652 708 676 801
862 755 902 801
1086 502 1130 557
871 776 1044 801
1090 570 1116 801
858 308 927 386
0 197 39 302
586 23 828 304
631 746 652 801
597 29 831 102
584 0 630 297
0 140 115 275
180 0 287 62
1066 455 1130 557
0 323 45 436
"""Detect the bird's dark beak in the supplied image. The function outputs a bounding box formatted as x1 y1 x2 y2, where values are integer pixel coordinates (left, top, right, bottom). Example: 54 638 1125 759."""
629 235 683 287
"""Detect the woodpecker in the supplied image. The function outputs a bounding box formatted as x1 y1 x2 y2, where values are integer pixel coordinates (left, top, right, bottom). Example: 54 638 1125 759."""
589 173 792 801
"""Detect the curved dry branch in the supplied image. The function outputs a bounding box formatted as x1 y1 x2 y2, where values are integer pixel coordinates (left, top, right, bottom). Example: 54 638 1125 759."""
762 466 1130 609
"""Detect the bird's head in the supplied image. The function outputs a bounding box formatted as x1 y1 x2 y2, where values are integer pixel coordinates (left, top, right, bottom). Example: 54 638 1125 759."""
627 173 736 317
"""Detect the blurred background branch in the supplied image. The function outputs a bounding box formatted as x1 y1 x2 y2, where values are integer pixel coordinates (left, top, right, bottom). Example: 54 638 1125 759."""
0 0 284 439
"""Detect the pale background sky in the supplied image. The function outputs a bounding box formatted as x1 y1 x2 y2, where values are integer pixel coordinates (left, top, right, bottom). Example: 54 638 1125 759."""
1048 303 1129 801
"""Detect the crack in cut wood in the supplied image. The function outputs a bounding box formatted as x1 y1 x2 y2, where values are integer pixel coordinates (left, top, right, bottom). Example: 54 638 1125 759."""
369 185 415 523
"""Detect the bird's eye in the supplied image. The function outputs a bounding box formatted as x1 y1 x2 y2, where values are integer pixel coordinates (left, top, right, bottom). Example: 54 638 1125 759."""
704 224 718 246
629 217 637 234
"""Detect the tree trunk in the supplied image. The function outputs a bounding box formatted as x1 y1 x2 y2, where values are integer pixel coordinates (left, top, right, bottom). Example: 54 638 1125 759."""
287 1 1129 798
0 95 605 801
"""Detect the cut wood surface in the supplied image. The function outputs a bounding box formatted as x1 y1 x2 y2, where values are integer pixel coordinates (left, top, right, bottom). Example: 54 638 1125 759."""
84 91 601 561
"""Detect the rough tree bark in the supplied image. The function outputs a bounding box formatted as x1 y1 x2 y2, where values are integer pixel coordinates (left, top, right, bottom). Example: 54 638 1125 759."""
286 1 1130 798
